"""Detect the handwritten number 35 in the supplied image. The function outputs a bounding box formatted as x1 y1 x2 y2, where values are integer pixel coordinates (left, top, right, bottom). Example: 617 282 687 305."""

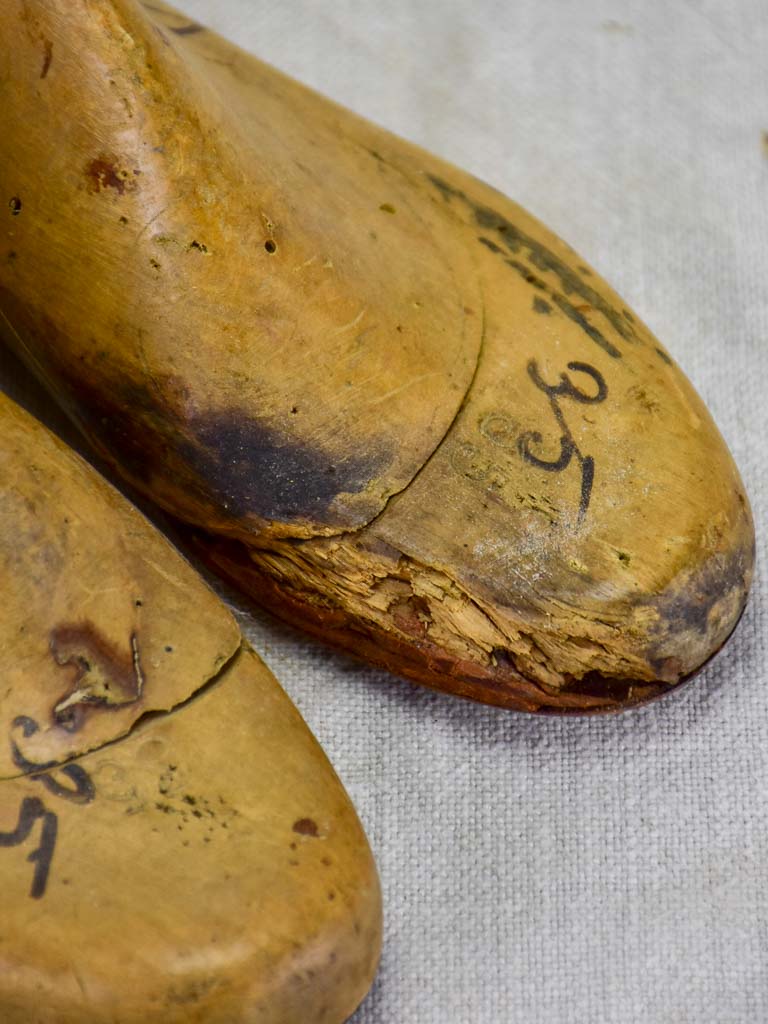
518 360 607 522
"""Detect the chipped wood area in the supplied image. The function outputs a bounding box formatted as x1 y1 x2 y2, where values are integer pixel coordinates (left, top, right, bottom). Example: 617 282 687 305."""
196 523 750 714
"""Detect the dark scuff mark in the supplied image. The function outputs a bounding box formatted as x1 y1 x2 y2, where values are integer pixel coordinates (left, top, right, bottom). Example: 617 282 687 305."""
532 296 552 315
52 369 165 487
644 534 754 683
180 409 391 524
655 347 673 365
40 39 53 79
15 332 192 493
293 817 319 837
649 543 753 641
6 308 389 529
428 174 640 358
85 156 138 196
170 22 204 36
49 623 145 732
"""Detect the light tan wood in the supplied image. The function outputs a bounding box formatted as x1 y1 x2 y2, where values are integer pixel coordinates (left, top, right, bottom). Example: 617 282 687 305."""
0 394 381 1022
0 0 754 712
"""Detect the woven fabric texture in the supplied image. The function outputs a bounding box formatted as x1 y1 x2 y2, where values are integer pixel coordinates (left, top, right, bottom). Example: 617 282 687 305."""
3 1 767 1021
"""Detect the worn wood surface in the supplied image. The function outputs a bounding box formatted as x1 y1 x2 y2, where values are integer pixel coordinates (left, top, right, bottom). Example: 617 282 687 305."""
0 394 381 1022
0 0 754 712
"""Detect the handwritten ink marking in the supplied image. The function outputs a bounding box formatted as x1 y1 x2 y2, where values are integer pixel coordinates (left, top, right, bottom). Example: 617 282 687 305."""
427 174 638 358
0 797 58 900
452 362 607 522
428 176 624 519
11 717 96 805
3 717 96 899
518 360 607 523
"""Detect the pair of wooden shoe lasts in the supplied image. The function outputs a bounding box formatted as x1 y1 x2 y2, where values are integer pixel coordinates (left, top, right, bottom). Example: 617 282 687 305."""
0 0 754 1020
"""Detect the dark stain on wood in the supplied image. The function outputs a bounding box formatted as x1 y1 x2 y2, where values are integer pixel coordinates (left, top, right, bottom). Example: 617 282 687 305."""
49 623 144 732
84 156 138 196
14 308 390 530
647 541 753 646
293 817 319 837
40 38 53 79
180 408 392 525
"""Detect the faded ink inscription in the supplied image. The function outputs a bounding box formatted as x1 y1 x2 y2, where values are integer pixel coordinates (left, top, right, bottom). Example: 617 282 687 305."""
518 360 607 522
428 174 642 360
0 798 58 900
0 717 95 899
428 175 627 522
452 360 607 524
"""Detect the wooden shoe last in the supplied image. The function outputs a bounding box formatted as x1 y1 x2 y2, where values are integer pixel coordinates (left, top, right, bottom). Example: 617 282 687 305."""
0 394 381 1023
0 0 754 712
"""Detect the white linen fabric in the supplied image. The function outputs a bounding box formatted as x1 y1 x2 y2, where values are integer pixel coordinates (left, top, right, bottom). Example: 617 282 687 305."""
4 1 767 1021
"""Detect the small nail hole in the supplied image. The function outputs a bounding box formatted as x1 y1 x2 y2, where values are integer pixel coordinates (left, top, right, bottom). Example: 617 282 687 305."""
264 239 277 254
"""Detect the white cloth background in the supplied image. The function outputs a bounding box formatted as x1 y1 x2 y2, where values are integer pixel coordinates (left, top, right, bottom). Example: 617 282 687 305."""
5 1 768 1021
